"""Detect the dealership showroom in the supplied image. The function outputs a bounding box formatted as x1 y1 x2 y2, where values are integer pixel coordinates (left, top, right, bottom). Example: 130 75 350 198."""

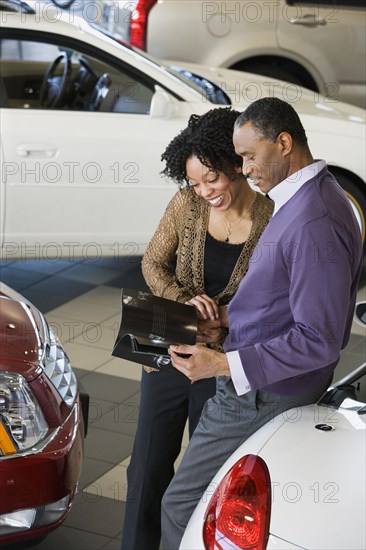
0 1 365 549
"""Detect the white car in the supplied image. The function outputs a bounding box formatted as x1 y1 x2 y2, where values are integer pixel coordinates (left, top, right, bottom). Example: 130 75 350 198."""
181 305 366 550
100 0 366 109
0 0 365 261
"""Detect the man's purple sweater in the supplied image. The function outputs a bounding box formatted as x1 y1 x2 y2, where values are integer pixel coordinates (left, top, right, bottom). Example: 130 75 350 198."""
224 167 363 395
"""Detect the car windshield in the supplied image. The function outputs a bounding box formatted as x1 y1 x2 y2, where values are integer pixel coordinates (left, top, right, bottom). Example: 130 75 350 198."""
320 363 366 414
165 65 231 106
93 24 231 106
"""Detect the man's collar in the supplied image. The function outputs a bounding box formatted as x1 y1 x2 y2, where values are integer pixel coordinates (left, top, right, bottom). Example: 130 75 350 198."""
267 160 326 216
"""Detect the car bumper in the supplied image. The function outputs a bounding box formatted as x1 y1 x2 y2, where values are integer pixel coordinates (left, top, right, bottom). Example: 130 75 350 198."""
180 532 304 549
0 397 85 547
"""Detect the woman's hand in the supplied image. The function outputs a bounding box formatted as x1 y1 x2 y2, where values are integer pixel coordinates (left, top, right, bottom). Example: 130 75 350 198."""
196 318 221 343
185 294 219 320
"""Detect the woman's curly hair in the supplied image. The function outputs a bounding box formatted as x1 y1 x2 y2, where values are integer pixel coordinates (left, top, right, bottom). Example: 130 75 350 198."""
161 107 242 186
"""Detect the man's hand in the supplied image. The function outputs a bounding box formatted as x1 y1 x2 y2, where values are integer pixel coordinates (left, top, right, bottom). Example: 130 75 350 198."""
169 344 230 382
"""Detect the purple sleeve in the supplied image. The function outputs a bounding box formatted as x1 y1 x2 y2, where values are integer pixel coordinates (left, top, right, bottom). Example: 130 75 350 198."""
237 218 360 391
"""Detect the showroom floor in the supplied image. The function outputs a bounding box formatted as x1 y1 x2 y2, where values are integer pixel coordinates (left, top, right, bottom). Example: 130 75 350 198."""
0 256 365 550
0 256 187 550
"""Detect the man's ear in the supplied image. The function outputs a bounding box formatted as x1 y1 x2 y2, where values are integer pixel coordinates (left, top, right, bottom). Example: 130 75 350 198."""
277 131 293 156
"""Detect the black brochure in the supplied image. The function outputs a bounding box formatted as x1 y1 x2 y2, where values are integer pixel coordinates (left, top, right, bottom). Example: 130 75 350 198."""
112 288 197 372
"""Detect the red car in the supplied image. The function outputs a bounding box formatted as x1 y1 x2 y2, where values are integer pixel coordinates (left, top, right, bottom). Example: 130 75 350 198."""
0 282 88 547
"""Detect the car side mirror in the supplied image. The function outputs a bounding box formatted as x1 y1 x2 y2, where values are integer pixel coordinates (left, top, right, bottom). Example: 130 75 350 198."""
150 85 177 118
355 302 366 326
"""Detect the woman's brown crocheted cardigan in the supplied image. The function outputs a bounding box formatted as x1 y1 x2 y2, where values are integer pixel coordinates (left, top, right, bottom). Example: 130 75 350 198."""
141 187 273 352
142 187 273 307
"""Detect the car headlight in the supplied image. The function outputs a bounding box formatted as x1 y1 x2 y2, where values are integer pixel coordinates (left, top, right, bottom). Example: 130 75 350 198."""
43 328 77 407
0 373 48 457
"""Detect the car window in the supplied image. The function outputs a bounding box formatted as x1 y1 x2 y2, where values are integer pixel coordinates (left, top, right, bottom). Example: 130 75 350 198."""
0 38 154 114
0 39 59 61
96 25 231 105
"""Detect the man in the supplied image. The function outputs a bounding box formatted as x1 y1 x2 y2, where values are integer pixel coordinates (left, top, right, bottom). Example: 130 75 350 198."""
161 97 363 549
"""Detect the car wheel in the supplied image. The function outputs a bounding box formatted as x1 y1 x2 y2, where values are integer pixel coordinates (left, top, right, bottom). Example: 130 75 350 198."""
231 57 318 91
330 169 366 255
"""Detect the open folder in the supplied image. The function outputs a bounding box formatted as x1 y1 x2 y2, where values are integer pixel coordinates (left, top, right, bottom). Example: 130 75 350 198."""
112 288 197 372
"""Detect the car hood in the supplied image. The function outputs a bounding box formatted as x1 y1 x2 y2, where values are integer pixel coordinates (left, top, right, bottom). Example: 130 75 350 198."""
260 407 366 549
164 59 366 126
0 283 47 381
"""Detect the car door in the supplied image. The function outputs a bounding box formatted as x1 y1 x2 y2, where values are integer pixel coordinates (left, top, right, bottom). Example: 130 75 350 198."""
0 31 181 260
277 0 366 106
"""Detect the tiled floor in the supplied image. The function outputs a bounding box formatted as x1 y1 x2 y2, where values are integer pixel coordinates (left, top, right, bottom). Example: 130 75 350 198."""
0 256 190 550
0 257 365 550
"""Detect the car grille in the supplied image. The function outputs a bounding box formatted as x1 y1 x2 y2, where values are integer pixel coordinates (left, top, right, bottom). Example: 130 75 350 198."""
43 329 78 407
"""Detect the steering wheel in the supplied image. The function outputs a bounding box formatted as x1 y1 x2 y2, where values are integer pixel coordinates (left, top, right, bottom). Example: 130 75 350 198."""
50 0 76 8
40 52 71 108
88 73 112 111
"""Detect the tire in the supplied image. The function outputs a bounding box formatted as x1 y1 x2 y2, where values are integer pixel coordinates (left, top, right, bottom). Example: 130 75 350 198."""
231 57 318 92
329 169 366 256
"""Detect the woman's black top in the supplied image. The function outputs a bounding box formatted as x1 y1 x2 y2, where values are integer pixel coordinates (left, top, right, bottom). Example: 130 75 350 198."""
204 232 245 297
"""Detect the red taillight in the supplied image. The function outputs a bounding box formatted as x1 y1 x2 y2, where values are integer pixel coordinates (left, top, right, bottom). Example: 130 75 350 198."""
130 0 157 50
203 454 271 550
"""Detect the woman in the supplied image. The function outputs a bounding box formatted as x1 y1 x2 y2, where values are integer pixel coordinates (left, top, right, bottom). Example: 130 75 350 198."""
120 107 273 550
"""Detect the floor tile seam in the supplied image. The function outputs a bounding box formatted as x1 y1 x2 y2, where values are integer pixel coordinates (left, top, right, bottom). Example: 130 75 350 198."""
4 271 54 290
19 270 96 287
81 490 127 505
71 367 121 378
78 372 142 383
83 451 131 464
62 521 122 540
41 293 104 313
88 388 141 405
64 337 117 351
72 354 134 372
81 465 128 489
45 309 121 323
54 523 116 538
56 287 122 301
339 354 366 366
46 308 121 322
55 276 124 286
88 403 139 424
66 323 121 342
12 262 87 278
340 347 366 357
86 423 139 437
82 469 129 495
80 259 143 270
86 423 136 435
78 376 141 392
73 367 141 379
62 299 122 312
341 341 366 360
82 456 126 468
99 535 123 549
64 296 121 309
45 310 120 336
23 288 96 302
